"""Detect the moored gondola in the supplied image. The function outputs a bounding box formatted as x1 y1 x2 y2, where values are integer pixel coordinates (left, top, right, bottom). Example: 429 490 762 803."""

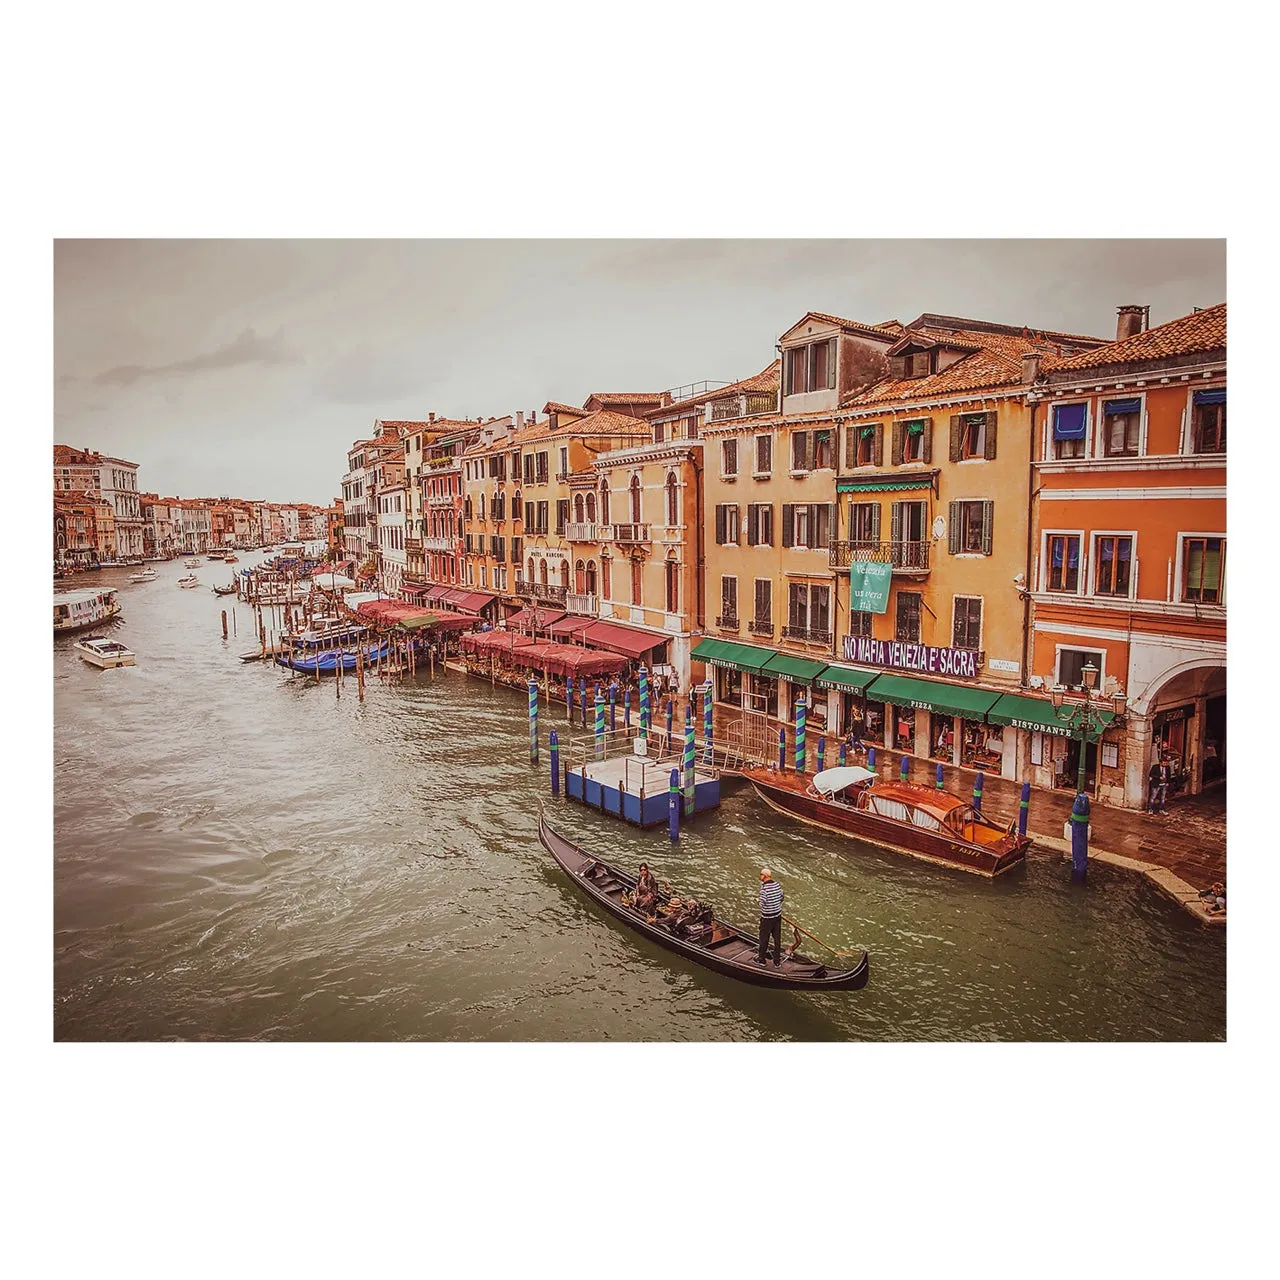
536 802 869 991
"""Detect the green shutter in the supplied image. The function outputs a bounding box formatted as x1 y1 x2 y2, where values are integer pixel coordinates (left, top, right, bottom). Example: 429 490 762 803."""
827 337 837 389
949 414 963 462
981 501 994 556
948 501 960 555
715 504 726 544
869 502 881 542
873 423 884 467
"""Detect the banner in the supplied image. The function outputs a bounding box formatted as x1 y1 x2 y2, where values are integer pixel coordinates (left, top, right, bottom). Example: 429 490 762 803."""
849 560 892 614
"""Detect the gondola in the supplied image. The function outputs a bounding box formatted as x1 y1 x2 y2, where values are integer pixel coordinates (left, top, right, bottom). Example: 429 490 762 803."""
536 802 869 991
212 583 237 596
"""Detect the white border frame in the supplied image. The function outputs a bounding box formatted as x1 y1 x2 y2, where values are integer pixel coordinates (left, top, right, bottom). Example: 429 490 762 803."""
1173 530 1228 606
1087 528 1139 601
1040 527 1087 594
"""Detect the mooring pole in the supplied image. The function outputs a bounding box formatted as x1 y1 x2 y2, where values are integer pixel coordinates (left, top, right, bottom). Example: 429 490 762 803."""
1071 792 1090 883
1018 780 1031 838
549 728 560 796
668 767 680 843
973 770 984 814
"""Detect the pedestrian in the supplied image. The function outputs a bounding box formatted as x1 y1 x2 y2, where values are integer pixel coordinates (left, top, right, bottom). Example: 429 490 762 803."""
756 868 784 968
1147 756 1171 814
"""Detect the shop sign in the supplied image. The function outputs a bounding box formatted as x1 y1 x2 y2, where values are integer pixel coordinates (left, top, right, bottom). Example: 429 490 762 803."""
848 561 892 614
842 635 980 679
987 658 1020 674
1153 702 1195 726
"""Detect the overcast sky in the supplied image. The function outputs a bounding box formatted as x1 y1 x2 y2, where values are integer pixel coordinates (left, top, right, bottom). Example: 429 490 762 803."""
53 239 1225 506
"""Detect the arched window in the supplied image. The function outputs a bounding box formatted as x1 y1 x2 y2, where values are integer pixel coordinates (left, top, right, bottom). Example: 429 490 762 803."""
665 472 679 526
479 493 486 522
586 491 596 523
666 558 679 613
574 493 585 523
560 560 569 589
631 557 643 606
601 555 611 600
629 475 642 524
586 560 598 595
528 556 535 583
514 488 521 513
575 558 586 594
539 558 548 585
599 480 610 526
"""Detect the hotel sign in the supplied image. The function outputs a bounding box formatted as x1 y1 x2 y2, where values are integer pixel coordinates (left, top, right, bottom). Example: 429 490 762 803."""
842 635 981 679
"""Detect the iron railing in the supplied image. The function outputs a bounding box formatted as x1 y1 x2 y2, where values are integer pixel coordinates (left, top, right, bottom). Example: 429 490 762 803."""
716 614 740 630
781 624 833 646
828 539 931 571
611 523 651 544
748 618 774 637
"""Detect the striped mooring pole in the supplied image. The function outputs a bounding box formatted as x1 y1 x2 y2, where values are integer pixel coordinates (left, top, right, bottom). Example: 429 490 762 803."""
1071 791 1090 883
549 728 560 796
899 754 910 783
1018 780 1031 837
838 739 847 768
528 676 539 764
936 762 945 789
580 680 588 729
609 681 617 732
639 665 650 736
973 770 984 814
815 735 826 775
668 767 680 843
794 695 807 774
683 714 696 818
703 689 713 765
868 746 876 771
594 687 605 759
566 676 574 726
624 687 632 729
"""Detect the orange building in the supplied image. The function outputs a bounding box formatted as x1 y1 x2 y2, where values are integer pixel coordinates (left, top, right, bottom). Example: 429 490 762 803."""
1027 304 1226 809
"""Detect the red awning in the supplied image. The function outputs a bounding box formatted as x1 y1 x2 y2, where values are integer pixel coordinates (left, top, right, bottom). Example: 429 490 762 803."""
507 607 566 633
548 615 593 639
460 630 536 655
425 585 452 603
581 620 661 660
445 590 496 614
509 641 624 678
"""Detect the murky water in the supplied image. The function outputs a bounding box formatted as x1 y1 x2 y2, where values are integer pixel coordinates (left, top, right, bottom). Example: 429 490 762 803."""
54 557 1226 1041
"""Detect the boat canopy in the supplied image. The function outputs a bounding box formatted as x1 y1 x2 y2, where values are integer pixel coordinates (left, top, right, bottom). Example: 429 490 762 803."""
812 766 877 795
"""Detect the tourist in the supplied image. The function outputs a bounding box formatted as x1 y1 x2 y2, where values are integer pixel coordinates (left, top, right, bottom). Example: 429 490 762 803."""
1147 757 1171 814
635 863 658 914
756 868 784 967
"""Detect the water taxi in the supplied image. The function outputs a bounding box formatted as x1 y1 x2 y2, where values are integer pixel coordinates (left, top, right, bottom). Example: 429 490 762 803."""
54 588 122 635
184 558 201 568
177 574 200 589
128 568 158 583
73 635 136 668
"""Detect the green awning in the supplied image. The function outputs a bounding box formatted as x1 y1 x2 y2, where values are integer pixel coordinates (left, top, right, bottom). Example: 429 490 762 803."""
864 672 1002 720
691 637 774 674
761 652 828 683
396 613 441 631
815 664 881 695
836 475 934 493
986 691 1115 740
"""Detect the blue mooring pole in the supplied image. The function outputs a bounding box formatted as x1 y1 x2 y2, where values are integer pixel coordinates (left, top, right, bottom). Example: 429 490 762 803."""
594 688 605 759
868 746 876 770
815 735 826 775
936 762 945 789
549 728 560 796
777 727 786 772
683 714 695 819
838 740 847 768
528 676 538 764
580 681 588 728
609 681 617 732
624 687 631 729
668 767 680 843
666 697 673 746
1071 792 1090 883
1018 780 1031 838
899 754 910 783
973 770 984 814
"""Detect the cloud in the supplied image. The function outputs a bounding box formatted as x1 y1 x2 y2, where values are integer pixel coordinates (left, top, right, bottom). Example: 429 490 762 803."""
92 327 303 387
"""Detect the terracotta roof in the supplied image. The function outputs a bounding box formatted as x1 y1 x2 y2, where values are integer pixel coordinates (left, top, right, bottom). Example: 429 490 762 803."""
800 312 904 339
905 313 1106 347
521 408 652 447
53 445 102 465
584 392 668 406
1052 303 1226 371
646 361 781 419
542 401 586 417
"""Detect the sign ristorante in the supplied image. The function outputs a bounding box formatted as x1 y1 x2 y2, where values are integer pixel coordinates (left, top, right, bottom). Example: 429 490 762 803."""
842 635 980 679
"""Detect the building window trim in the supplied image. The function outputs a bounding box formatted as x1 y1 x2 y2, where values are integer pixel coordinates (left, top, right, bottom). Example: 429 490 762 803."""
1040 528 1086 595
1087 529 1138 600
1175 531 1227 605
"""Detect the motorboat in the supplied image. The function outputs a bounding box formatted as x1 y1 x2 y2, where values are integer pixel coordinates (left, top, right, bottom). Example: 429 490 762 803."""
742 763 1029 878
74 635 136 668
177 574 200 589
184 558 201 568
224 553 239 563
128 568 158 583
54 588 122 634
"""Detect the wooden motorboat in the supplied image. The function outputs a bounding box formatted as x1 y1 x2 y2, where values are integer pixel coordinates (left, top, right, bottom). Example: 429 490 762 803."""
224 553 239 563
128 568 157 583
74 635 136 668
743 764 1028 878
177 574 199 589
536 802 870 991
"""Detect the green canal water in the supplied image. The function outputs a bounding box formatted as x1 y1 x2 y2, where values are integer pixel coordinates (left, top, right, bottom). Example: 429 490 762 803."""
54 558 1226 1041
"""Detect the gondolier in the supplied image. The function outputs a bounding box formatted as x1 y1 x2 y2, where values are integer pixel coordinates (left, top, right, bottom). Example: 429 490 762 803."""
757 869 784 968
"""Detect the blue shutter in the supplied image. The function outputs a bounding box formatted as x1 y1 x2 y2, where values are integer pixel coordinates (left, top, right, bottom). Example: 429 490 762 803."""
1104 397 1141 415
1193 388 1226 406
1052 403 1088 439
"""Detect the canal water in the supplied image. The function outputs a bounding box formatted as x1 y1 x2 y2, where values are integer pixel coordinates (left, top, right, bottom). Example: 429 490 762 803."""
54 557 1226 1041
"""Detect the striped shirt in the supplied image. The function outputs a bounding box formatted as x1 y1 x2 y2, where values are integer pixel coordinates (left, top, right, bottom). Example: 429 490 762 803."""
759 880 784 918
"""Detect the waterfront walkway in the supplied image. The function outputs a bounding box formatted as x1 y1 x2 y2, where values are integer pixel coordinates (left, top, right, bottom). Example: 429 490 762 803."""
887 750 1227 926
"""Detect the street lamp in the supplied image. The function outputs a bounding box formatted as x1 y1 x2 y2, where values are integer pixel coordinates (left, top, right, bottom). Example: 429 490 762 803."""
1049 661 1128 792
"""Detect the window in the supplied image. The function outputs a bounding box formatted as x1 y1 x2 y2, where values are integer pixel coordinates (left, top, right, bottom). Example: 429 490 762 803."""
849 502 880 544
951 411 997 461
1182 536 1225 603
953 597 982 650
1102 398 1141 457
665 473 679 526
536 452 550 484
847 422 882 468
1057 648 1104 689
1046 534 1081 592
788 583 810 634
1191 389 1226 453
717 665 743 707
783 338 837 395
601 556 611 599
755 434 772 475
559 448 568 478
715 503 741 545
781 502 833 550
746 503 774 547
753 578 772 625
811 429 832 469
849 610 873 639
1093 535 1133 597
720 575 738 624
523 455 535 485
653 421 666 444
557 499 570 535
791 431 812 472
665 560 678 613
893 418 932 464
721 439 738 477
895 591 922 643
586 560 598 596
948 500 993 555
598 481 610 525
630 558 643 605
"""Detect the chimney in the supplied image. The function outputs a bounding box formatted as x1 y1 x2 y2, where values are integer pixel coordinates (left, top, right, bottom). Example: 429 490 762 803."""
428 412 435 423
1116 305 1147 342
1021 352 1042 384
529 409 536 424
516 411 524 429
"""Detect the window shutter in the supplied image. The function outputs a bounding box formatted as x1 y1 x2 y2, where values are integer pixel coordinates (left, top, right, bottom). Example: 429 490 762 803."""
922 417 934 464
873 423 884 467
827 337 837 389
983 412 998 460
806 433 816 471
890 355 906 379
890 502 902 545
826 502 836 549
733 504 741 544
869 503 881 542
892 421 904 465
981 501 994 556
952 601 965 649
781 504 795 548
763 504 773 546
845 425 856 469
948 502 960 555
949 414 963 462
746 505 757 546
715 504 726 545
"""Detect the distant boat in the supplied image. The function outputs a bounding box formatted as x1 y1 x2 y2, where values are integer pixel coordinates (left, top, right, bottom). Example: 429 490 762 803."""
184 558 201 568
177 574 199 589
54 587 122 635
224 553 239 563
74 635 136 669
212 582 237 596
128 568 158 583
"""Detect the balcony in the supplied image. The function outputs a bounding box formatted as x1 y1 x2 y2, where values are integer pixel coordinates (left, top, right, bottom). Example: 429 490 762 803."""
427 493 455 508
566 522 602 541
422 536 454 552
531 582 568 604
748 618 774 637
828 539 931 575
716 614 740 631
781 624 834 647
565 591 599 616
513 576 534 596
611 523 651 545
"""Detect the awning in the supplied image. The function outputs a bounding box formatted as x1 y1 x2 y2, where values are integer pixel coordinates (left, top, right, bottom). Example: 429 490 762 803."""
425 585 452 603
761 652 828 683
548 615 593 639
986 691 1115 740
864 672 1003 720
690 637 774 674
814 664 881 695
446 590 496 614
581 620 661 660
836 473 935 493
507 607 565 633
